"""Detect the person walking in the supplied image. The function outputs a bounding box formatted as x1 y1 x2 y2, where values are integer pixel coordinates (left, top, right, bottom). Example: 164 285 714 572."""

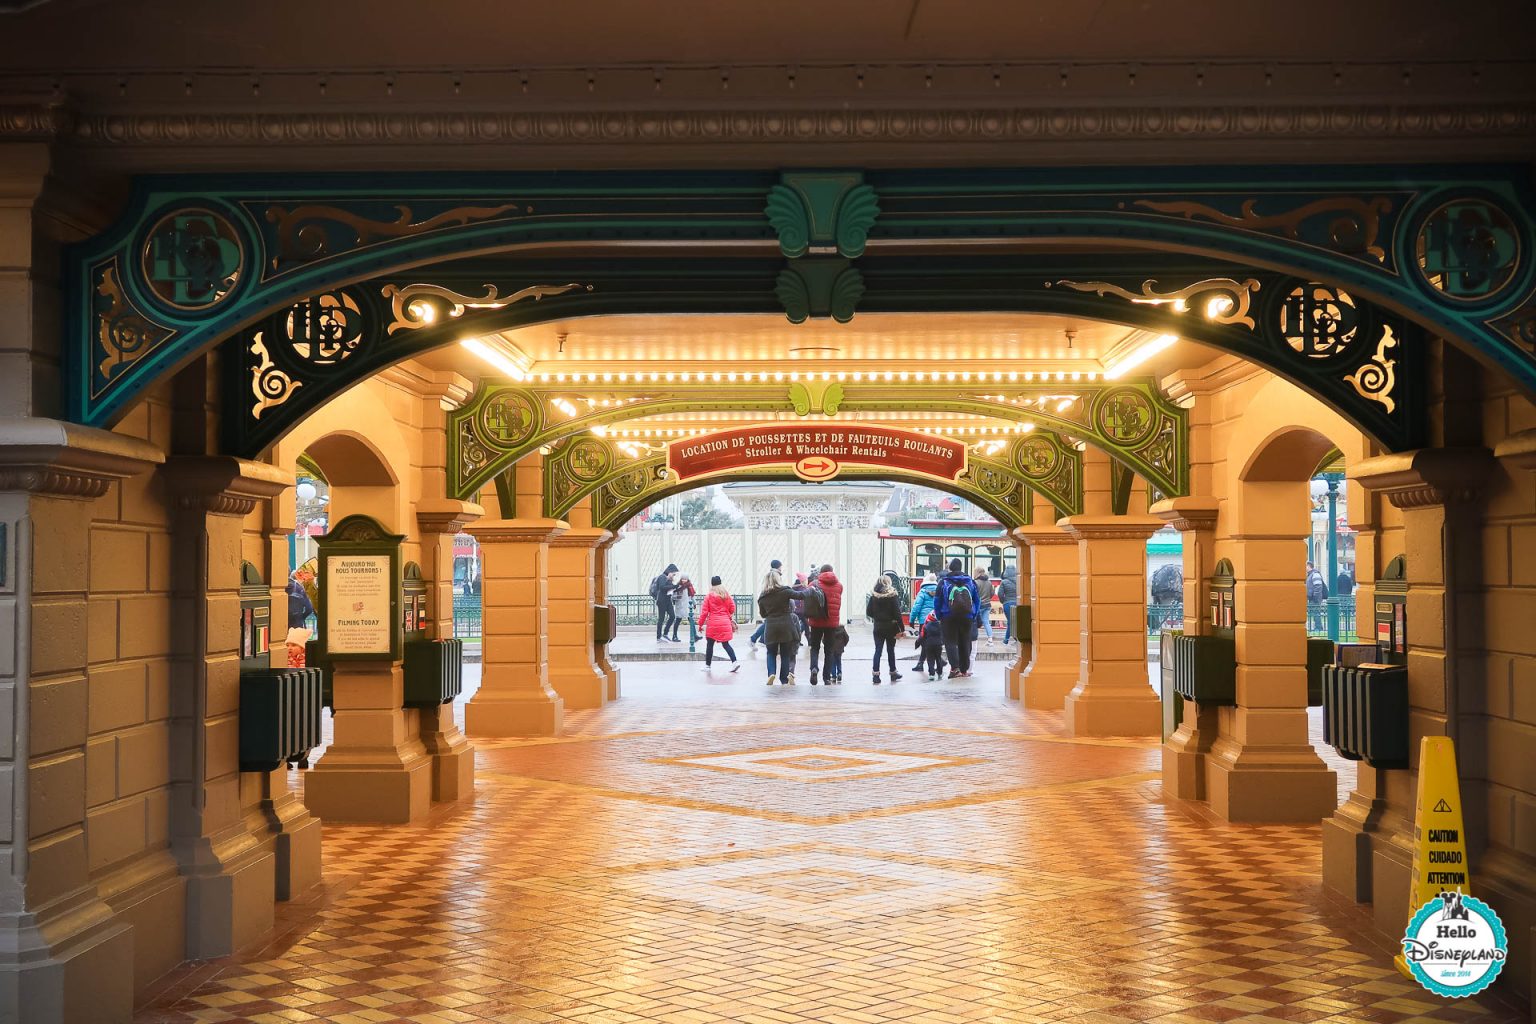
906 571 939 664
748 558 783 650
668 573 695 642
756 569 799 685
802 564 844 685
998 565 1019 646
697 577 741 673
866 575 905 684
882 569 910 622
651 563 679 642
974 569 996 646
935 558 982 678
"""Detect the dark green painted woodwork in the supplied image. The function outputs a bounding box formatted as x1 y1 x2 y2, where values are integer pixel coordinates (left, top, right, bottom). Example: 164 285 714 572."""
451 378 1159 504
63 165 1536 452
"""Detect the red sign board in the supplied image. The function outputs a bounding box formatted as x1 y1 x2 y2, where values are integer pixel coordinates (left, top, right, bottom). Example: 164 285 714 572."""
667 424 967 483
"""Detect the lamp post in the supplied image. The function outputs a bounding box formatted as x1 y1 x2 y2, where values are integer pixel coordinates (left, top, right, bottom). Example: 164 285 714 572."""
1324 472 1342 642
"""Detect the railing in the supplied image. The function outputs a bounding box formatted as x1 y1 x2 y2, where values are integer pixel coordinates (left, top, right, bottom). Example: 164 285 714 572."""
610 593 754 626
452 594 482 639
1148 603 1183 635
1307 599 1358 641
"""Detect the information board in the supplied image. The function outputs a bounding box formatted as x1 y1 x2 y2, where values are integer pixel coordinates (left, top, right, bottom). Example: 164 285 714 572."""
325 553 394 655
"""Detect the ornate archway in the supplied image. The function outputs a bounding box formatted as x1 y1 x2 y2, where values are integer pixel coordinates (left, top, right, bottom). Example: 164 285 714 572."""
69 166 1536 456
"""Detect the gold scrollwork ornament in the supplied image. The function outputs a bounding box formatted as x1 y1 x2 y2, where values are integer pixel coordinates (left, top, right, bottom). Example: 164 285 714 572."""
1051 277 1260 328
381 281 591 334
249 331 303 419
1342 325 1398 414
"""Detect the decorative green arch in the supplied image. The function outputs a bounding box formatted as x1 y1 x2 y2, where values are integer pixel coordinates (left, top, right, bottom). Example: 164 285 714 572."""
542 430 1078 527
455 377 1175 501
65 165 1535 452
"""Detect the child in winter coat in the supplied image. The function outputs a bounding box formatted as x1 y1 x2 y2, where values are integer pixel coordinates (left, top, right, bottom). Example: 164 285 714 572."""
917 613 946 681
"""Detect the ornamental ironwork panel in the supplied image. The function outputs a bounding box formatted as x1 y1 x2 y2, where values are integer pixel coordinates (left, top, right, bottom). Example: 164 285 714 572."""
452 377 1164 504
59 165 1533 448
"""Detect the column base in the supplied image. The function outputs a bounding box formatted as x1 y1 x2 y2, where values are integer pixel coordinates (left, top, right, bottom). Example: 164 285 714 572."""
466 691 564 737
1022 667 1078 710
602 661 621 701
182 837 277 958
419 706 476 803
1204 744 1339 823
261 782 323 901
305 757 432 823
1064 687 1161 736
550 665 607 710
1371 830 1414 939
1004 658 1023 700
0 889 134 1024
1321 815 1375 903
1476 846 1536 1007
95 852 188 994
1161 702 1217 800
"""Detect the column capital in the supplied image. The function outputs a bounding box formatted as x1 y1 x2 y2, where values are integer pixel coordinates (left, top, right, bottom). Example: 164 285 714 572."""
1056 514 1164 541
161 455 291 517
1010 524 1076 546
1493 427 1536 473
416 498 484 536
1150 496 1221 532
1353 447 1495 509
465 517 568 544
0 416 164 499
549 526 613 548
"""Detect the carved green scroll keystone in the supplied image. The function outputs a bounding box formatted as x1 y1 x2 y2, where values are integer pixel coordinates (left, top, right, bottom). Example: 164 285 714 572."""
765 172 881 259
775 259 865 324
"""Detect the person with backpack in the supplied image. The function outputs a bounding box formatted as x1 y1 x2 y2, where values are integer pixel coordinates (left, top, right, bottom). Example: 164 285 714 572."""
799 564 843 685
696 576 741 673
866 574 905 684
1305 560 1329 631
748 558 783 651
934 558 982 678
650 563 679 642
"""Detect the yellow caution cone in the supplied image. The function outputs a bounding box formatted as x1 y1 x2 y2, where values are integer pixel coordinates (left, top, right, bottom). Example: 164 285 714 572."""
1395 735 1470 980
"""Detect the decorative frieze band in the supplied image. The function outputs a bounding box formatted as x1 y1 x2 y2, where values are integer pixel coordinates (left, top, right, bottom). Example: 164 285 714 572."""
5 100 1534 148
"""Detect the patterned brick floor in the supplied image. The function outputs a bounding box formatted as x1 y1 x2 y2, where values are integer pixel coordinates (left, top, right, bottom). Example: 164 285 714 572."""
135 660 1524 1024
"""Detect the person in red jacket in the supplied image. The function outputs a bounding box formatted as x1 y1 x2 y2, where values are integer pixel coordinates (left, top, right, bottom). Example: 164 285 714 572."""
802 564 844 685
696 576 741 673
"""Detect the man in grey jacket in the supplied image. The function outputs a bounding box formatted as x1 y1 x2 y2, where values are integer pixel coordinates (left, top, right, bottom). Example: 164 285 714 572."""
998 566 1020 645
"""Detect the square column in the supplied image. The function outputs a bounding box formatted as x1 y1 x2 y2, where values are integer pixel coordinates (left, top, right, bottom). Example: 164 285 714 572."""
415 499 482 803
0 420 163 1024
1012 523 1080 710
1205 522 1337 824
1348 448 1495 938
303 660 433 823
464 518 569 736
595 534 622 701
161 456 296 956
1151 497 1222 800
546 503 611 711
1058 515 1163 736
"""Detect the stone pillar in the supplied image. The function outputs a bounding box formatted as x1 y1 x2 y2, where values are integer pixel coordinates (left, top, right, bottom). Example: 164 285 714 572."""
595 533 622 701
254 488 323 903
1151 497 1221 799
465 518 568 735
1012 517 1080 711
1058 515 1163 736
546 500 611 711
415 499 482 803
0 420 163 1024
1206 485 1339 822
161 456 305 958
304 657 433 824
1350 447 1493 937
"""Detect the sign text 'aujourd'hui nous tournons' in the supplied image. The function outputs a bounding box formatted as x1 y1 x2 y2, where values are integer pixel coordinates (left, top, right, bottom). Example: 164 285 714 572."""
667 424 968 483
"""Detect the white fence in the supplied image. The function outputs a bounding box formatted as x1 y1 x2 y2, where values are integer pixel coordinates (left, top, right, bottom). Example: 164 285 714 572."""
608 527 909 596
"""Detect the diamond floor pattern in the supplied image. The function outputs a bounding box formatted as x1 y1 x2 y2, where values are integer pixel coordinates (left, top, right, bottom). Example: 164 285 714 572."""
134 661 1524 1023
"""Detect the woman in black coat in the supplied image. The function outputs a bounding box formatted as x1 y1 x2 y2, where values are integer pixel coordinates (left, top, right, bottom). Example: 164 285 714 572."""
866 575 905 684
756 570 800 685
